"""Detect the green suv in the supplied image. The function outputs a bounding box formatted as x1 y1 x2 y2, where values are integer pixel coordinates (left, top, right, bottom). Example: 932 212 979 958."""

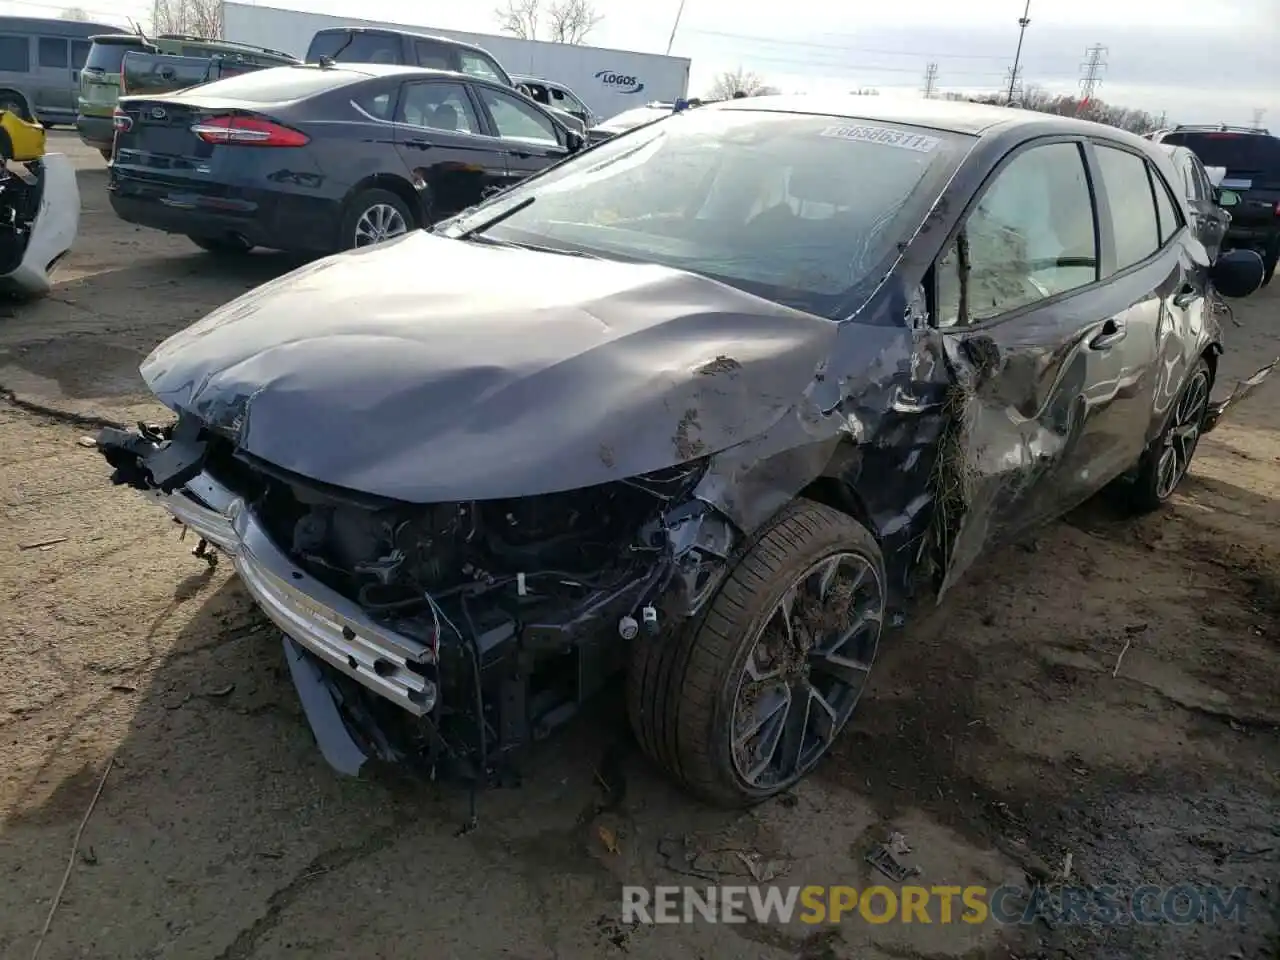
76 33 298 158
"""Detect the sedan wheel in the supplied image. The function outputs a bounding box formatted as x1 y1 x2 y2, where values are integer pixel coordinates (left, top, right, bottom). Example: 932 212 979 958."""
354 202 408 247
628 500 886 806
731 552 881 789
1126 358 1212 513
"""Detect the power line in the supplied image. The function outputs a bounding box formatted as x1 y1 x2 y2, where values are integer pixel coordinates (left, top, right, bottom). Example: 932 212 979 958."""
1006 0 1031 104
684 27 1016 62
922 62 939 99
1078 43 1108 106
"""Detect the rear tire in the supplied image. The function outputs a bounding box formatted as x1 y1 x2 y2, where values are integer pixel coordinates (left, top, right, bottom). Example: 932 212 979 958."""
188 235 254 256
1261 245 1277 288
627 499 886 807
1124 358 1211 514
340 188 413 251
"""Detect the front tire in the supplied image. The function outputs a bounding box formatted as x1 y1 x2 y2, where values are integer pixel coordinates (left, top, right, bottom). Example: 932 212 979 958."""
1125 358 1211 514
341 189 413 250
627 500 886 807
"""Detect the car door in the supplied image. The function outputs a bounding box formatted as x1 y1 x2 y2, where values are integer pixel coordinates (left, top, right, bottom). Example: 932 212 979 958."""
391 79 506 223
471 84 569 188
932 137 1161 536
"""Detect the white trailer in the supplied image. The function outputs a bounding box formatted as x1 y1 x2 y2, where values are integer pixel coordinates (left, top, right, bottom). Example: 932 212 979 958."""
221 2 691 122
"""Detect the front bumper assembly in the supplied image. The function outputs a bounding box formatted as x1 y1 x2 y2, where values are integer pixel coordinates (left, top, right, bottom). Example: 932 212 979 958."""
98 424 438 718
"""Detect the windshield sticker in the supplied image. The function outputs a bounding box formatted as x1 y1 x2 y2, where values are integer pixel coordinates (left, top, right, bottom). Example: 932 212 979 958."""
818 125 941 153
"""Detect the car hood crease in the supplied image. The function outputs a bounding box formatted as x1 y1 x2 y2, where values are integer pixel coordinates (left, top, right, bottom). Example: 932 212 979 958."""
141 231 838 503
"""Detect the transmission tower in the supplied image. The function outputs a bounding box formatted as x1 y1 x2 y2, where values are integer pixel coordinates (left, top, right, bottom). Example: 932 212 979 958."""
1077 44 1108 109
1251 107 1266 129
1003 65 1024 104
922 62 939 99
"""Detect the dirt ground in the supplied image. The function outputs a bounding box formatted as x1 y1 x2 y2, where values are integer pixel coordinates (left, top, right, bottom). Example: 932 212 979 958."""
1 131 1278 960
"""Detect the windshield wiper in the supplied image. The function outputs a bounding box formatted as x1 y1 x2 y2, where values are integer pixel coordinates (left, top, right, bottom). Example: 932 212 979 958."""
454 196 535 241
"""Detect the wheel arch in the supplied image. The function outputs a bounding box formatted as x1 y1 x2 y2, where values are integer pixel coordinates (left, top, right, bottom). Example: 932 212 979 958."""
0 89 31 120
342 174 426 228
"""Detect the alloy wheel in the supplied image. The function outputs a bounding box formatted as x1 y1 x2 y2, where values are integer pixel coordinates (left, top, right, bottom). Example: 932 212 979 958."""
353 203 408 247
730 551 884 789
1155 369 1210 500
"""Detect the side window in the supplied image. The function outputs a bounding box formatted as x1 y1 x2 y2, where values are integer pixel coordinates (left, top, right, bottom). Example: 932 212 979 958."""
38 37 68 69
478 86 559 144
1150 164 1184 243
1180 155 1205 202
459 51 504 84
935 141 1098 327
71 40 92 69
396 81 480 135
1094 145 1161 272
413 40 451 71
0 36 30 73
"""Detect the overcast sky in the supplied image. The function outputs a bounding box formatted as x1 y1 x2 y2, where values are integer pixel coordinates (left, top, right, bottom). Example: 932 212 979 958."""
9 0 1278 124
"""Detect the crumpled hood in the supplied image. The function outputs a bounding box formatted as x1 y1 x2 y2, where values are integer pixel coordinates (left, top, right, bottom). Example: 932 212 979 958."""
142 231 837 503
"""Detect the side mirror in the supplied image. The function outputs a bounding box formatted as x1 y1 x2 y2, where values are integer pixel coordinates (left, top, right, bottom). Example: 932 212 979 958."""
1217 189 1241 208
1211 248 1264 299
565 130 584 153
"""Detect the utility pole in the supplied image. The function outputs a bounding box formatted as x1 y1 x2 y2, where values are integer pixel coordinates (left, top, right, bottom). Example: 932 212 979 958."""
665 0 687 55
1006 0 1031 104
922 62 939 99
1251 107 1266 130
1077 43 1107 113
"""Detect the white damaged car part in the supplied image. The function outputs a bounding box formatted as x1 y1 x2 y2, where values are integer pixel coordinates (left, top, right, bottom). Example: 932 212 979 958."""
0 153 78 298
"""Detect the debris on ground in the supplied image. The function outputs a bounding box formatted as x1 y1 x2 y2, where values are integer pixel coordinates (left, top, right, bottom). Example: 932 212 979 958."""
866 831 921 882
18 537 67 551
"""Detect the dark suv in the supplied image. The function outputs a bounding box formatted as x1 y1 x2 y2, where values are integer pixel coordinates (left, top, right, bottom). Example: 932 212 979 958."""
1151 124 1280 284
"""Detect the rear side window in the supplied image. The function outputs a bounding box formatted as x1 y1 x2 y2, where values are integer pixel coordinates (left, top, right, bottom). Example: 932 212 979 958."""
1095 145 1161 272
1161 132 1280 172
308 31 402 65
187 66 360 102
38 37 68 69
397 81 480 134
1150 164 1184 243
84 40 142 74
0 36 30 73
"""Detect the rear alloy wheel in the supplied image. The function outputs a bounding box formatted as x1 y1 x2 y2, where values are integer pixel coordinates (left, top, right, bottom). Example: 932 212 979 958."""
1126 358 1211 513
188 234 254 256
343 189 412 250
627 500 885 806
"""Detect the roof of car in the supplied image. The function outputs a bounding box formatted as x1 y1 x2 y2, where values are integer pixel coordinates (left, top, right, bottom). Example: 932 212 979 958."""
281 62 474 82
311 25 498 57
711 94 1151 142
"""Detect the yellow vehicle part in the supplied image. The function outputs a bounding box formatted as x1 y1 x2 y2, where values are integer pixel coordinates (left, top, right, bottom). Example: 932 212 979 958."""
0 111 46 163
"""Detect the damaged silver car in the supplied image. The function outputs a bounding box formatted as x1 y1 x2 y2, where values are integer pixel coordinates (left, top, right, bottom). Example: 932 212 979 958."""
97 96 1272 806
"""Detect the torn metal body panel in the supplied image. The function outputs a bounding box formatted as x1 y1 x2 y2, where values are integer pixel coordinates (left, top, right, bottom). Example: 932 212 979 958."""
96 96 1274 798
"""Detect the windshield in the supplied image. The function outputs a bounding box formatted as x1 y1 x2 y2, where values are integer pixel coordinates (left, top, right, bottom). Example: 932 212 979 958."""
307 31 402 64
443 108 970 318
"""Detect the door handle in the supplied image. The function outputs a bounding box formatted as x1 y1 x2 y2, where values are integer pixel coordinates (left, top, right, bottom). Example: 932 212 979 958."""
1089 318 1127 350
404 138 432 150
1172 284 1199 309
505 149 531 159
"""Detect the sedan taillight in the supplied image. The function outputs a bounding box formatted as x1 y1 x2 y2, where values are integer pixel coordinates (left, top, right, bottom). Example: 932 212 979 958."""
190 115 309 147
112 107 132 132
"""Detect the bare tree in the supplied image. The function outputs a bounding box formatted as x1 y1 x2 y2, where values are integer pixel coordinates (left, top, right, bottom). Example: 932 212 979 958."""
59 6 90 19
151 0 222 37
707 67 771 100
495 0 540 39
547 0 601 44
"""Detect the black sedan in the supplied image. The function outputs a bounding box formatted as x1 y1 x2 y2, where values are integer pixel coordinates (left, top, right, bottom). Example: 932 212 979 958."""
108 63 585 256
97 96 1271 806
